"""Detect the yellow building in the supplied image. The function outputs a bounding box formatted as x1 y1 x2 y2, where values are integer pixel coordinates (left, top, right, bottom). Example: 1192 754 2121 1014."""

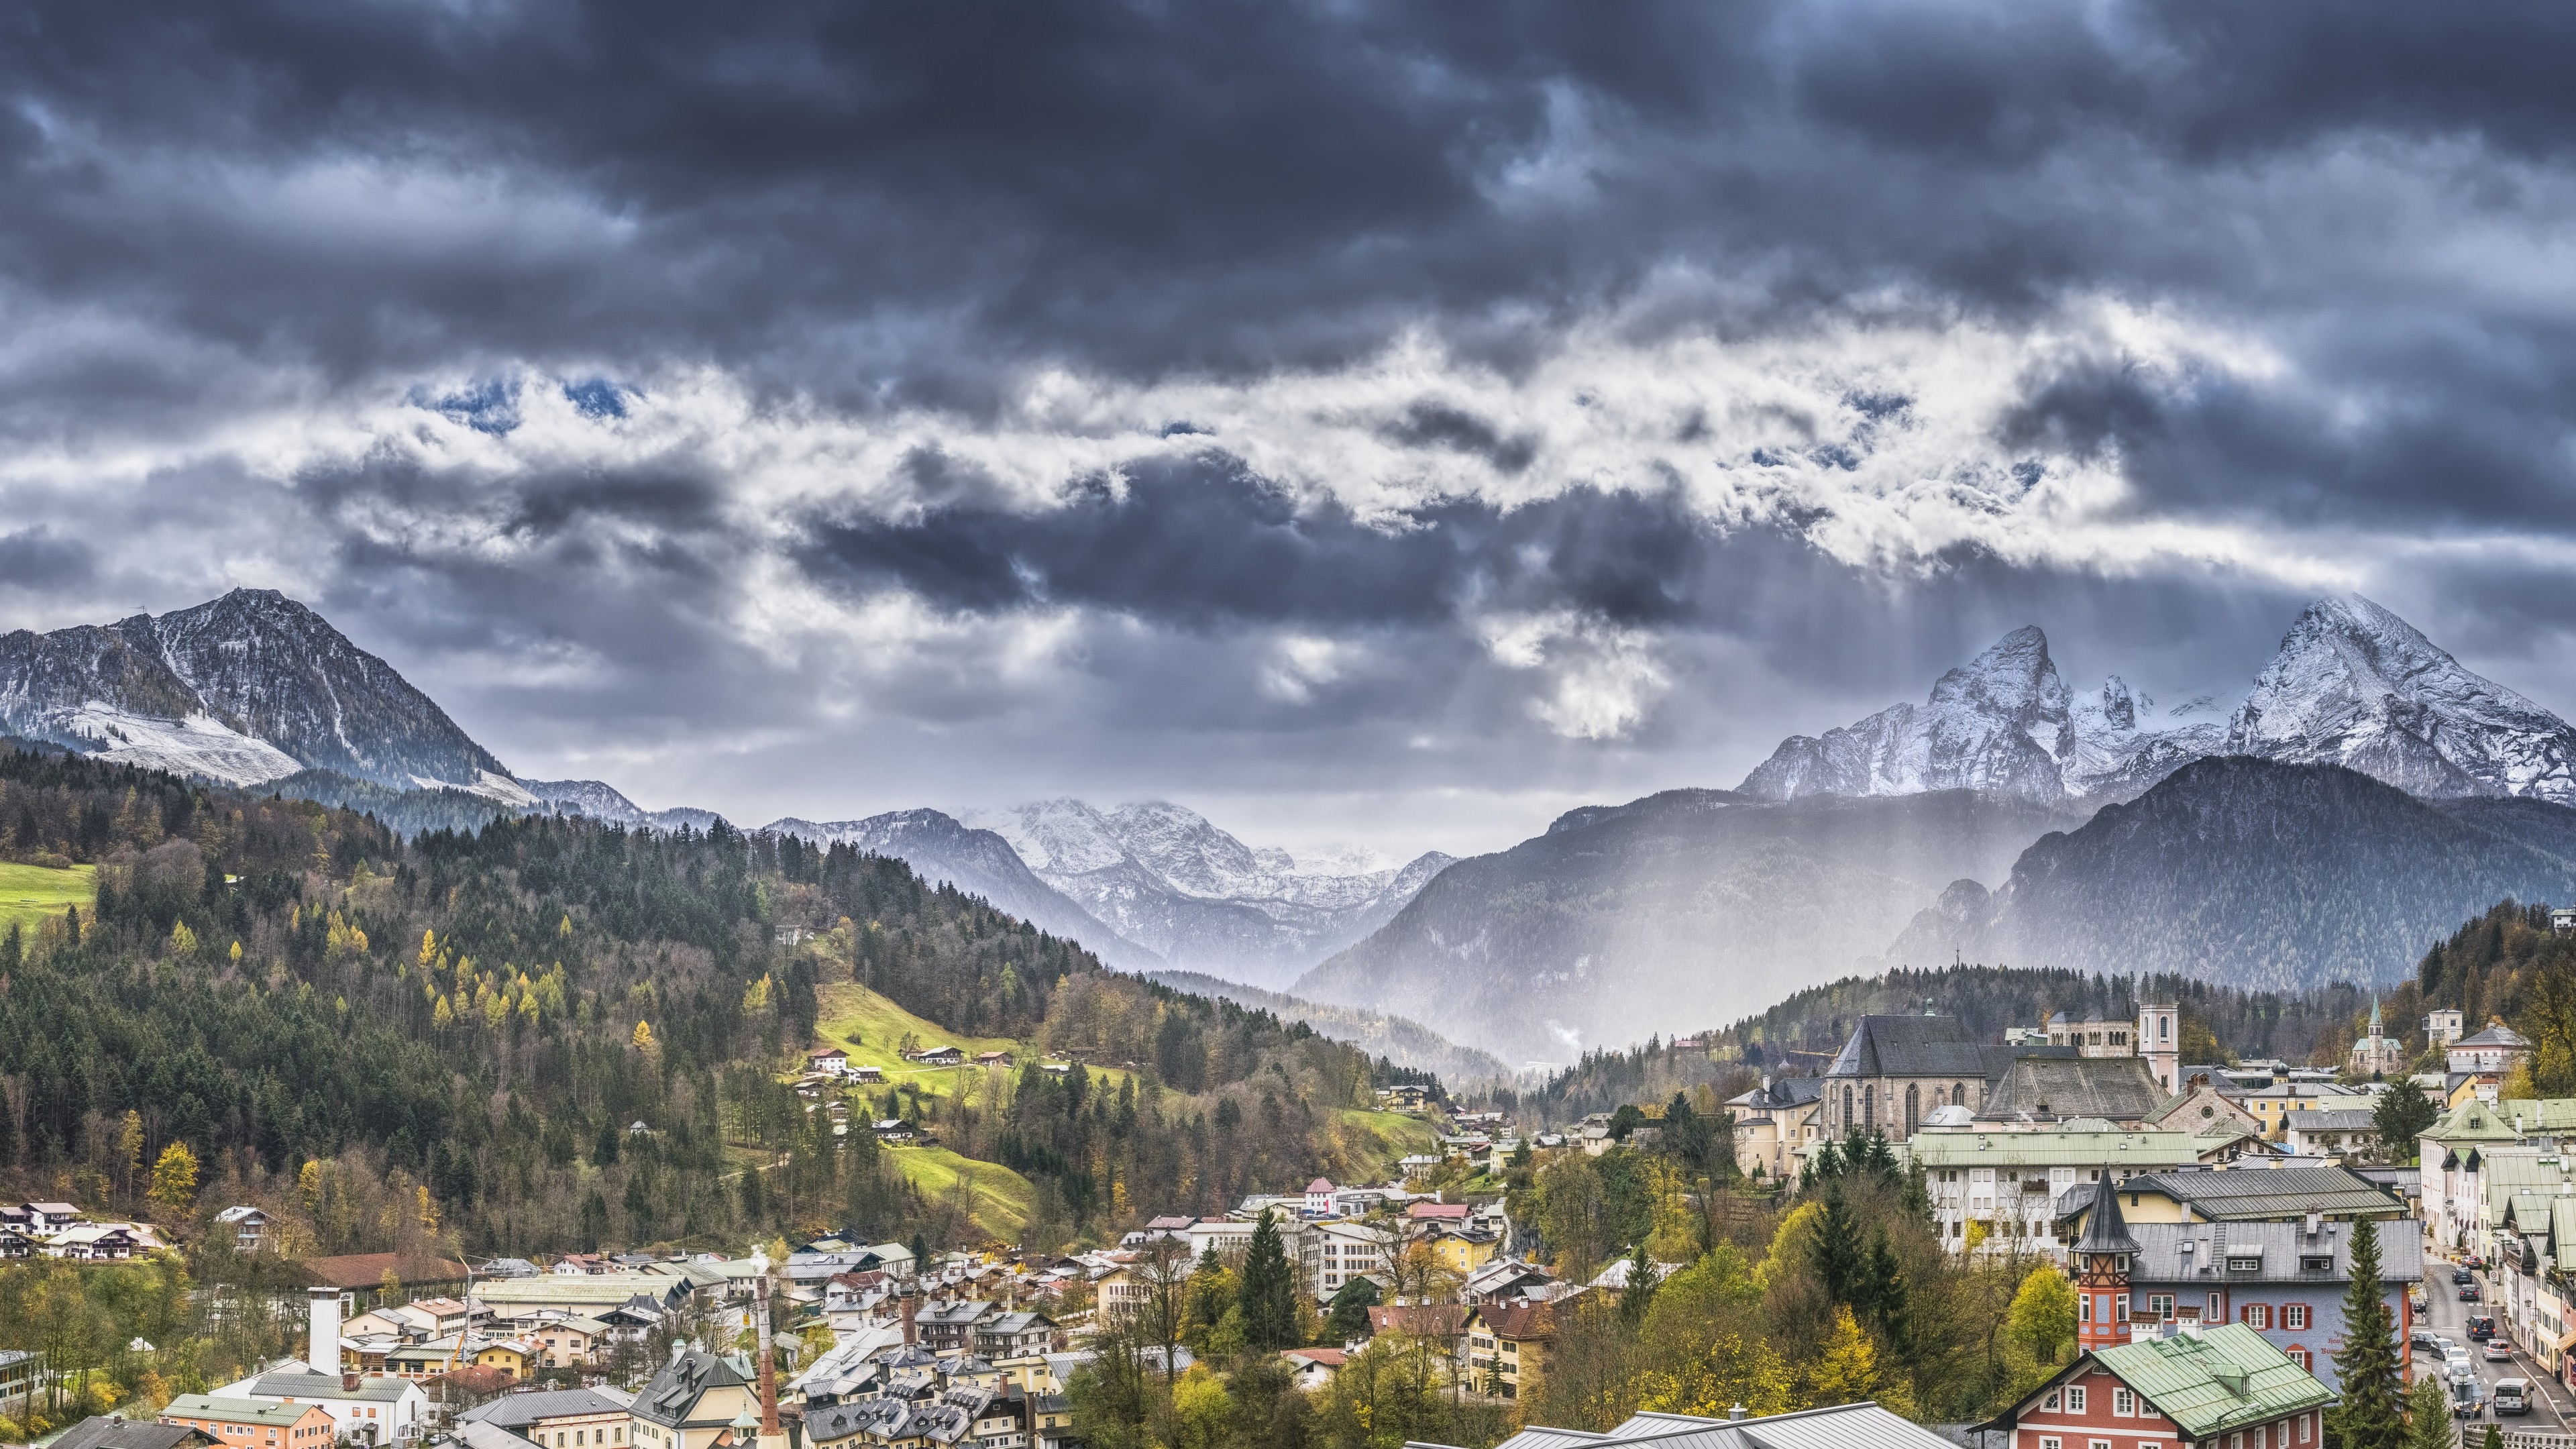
1463 1301 1556 1401
1428 1228 1499 1277
474 1339 537 1380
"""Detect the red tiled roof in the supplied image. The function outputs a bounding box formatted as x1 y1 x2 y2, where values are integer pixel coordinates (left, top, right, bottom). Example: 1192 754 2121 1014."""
1407 1202 1470 1220
1283 1348 1348 1367
301 1252 471 1290
1368 1304 1469 1338
1471 1301 1557 1341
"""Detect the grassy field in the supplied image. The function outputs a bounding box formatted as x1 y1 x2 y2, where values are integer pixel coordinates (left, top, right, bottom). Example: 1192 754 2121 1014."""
892 1143 1038 1240
808 980 1134 1100
0 861 95 937
1333 1108 1444 1180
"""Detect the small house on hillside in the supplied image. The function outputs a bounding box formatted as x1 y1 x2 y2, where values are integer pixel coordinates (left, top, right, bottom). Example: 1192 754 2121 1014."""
916 1046 965 1067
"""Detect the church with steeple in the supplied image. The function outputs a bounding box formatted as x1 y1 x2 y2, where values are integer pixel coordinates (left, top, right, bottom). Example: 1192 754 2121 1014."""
2348 995 2406 1077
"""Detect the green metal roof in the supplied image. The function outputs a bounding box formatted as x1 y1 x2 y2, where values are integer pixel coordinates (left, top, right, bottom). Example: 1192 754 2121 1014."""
2093 1324 2334 1438
165 1396 323 1428
2499 1099 2576 1131
2424 1102 2530 1144
1907 1129 2202 1169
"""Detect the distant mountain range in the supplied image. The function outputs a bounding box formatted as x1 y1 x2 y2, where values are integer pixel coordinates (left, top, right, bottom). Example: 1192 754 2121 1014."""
763 800 1452 991
1294 595 2576 1064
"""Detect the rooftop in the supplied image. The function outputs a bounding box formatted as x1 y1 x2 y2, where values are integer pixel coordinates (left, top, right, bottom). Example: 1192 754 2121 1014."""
2090 1324 2334 1439
2114 1164 2406 1221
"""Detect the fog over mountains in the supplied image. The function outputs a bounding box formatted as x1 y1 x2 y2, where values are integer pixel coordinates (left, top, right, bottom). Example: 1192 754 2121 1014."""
1290 594 2576 1064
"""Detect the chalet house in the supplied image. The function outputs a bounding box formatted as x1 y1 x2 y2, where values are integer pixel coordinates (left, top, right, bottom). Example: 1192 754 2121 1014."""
48 1224 146 1260
973 1311 1058 1358
975 1051 1013 1067
916 1046 965 1067
871 1119 916 1144
807 1047 851 1076
1376 1084 1430 1111
851 1064 885 1083
1462 1259 1555 1306
914 1299 998 1354
1279 1348 1345 1391
1980 1323 2333 1449
0 1227 43 1259
215 1206 272 1252
23 1201 82 1232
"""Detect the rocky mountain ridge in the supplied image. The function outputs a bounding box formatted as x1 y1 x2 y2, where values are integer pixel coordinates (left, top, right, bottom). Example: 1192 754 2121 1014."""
0 589 533 802
1738 594 2576 807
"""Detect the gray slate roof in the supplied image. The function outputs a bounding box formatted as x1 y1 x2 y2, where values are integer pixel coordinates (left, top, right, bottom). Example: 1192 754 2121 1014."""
2128 1218 2422 1286
2119 1164 2406 1221
460 1389 633 1428
633 1348 749 1428
1975 1055 2169 1124
1825 1016 1990 1079
2285 1110 2377 1132
51 1419 213 1449
246 1372 417 1403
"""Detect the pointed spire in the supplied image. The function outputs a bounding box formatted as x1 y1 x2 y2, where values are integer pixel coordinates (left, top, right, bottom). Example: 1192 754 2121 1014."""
2075 1173 2142 1258
2369 994 2383 1037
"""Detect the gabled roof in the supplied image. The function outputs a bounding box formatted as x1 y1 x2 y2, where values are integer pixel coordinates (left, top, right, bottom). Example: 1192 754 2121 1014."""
301 1251 470 1289
246 1371 420 1403
2424 1099 2527 1144
2090 1325 2334 1438
1976 1055 2170 1124
165 1397 325 1428
1824 1016 1990 1079
1476 1402 1954 1449
2457 1024 2532 1049
52 1419 213 1449
1470 1300 1558 1341
460 1388 633 1427
633 1347 751 1428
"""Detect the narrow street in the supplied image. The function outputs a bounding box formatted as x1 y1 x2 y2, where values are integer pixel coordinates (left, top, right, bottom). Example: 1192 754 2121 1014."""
2415 1250 2574 1439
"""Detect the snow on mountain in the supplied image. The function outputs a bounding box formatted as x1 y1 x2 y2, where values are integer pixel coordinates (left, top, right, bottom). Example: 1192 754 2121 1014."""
1736 594 2563 807
526 778 727 831
0 588 532 801
959 798 1455 989
2224 594 2576 802
56 704 305 786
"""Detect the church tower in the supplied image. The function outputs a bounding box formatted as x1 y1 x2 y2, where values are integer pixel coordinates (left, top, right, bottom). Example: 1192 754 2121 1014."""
2075 1175 2141 1352
2137 996 2179 1094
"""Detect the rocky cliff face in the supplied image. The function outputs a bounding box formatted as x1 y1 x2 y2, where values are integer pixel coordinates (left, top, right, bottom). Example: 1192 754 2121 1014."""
0 588 531 801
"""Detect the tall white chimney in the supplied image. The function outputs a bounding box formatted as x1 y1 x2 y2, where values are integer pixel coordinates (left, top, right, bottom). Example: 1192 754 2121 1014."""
307 1286 342 1375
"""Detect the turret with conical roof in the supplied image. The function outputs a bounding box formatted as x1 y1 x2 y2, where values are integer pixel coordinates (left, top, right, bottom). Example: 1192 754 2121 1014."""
2075 1174 2139 1352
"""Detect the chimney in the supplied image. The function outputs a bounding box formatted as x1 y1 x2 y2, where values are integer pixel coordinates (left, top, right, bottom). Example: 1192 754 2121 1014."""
2305 1212 2322 1238
902 1292 918 1348
307 1286 343 1377
1727 1405 1747 1421
343 1374 360 1392
753 1248 782 1446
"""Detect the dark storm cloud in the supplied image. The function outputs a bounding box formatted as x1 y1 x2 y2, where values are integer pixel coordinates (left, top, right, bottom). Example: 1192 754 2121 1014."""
9 0 2576 837
796 456 1735 631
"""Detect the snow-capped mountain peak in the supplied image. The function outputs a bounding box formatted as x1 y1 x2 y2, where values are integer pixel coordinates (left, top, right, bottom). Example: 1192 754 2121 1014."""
2225 593 2576 800
1739 594 2576 807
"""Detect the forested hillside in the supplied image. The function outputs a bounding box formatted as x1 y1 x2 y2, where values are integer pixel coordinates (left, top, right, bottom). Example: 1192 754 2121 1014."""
0 745 1421 1262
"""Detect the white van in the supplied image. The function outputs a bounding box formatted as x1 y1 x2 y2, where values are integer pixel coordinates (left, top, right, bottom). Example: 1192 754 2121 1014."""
2494 1378 2532 1417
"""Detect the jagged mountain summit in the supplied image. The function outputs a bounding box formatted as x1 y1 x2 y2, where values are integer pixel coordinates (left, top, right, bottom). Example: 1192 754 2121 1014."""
1738 594 2576 806
959 798 1455 989
0 588 534 802
2224 594 2576 802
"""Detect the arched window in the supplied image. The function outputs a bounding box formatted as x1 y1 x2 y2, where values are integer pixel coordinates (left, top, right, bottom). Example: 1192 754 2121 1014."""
1843 1086 1855 1126
1863 1085 1876 1128
1905 1083 1920 1136
1953 1082 1966 1106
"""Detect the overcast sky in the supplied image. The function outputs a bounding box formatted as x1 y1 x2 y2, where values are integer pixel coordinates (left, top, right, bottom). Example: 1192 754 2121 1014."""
6 2 2576 860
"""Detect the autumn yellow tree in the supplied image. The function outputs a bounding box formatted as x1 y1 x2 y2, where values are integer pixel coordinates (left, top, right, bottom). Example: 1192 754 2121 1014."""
147 1142 199 1218
117 1111 146 1199
1808 1306 1916 1417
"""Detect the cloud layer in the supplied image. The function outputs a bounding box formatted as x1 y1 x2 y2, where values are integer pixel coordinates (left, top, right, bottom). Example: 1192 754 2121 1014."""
4 0 2575 853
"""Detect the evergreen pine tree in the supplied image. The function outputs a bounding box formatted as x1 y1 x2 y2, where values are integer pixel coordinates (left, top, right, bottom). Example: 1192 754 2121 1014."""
1240 1208 1298 1350
2405 1375 2454 1449
1810 1186 1865 1303
2328 1216 2408 1449
1859 1226 1911 1355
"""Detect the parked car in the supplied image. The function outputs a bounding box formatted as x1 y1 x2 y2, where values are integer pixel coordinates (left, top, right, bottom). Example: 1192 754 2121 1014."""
2412 1327 2440 1350
2496 1379 2532 1417
2485 1339 2515 1362
2461 1283 2484 1301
